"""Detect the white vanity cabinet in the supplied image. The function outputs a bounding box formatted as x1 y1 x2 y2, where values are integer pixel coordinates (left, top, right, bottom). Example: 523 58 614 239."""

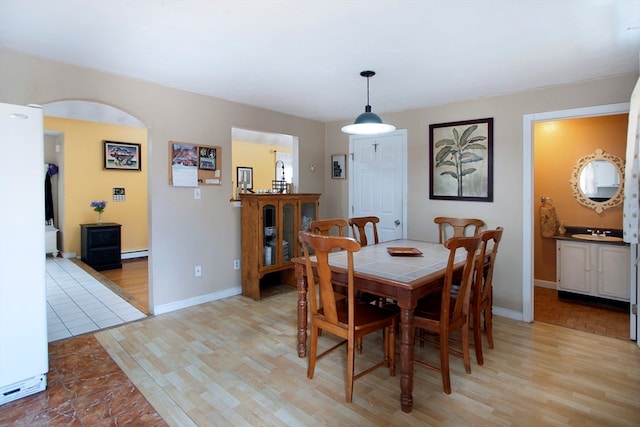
556 239 630 302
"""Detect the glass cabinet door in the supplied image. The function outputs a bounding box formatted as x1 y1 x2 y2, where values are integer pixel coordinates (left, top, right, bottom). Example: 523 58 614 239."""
262 204 276 266
282 202 294 262
300 201 316 232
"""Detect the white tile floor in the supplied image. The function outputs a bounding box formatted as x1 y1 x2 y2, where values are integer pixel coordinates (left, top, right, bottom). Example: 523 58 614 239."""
46 257 146 342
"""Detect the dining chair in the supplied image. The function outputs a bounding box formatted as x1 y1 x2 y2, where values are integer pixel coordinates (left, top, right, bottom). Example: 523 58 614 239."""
434 217 485 243
413 235 480 394
348 216 380 247
470 227 503 365
298 231 397 403
307 218 348 236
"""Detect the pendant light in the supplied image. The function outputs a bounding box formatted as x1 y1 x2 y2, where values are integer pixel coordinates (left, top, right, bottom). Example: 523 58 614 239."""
341 70 396 135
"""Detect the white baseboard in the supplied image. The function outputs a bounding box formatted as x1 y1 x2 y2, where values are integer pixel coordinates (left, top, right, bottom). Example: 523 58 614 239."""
121 250 148 260
153 286 242 315
493 306 523 321
534 279 557 289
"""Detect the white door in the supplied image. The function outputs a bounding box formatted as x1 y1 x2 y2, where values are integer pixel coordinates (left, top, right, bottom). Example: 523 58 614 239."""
349 130 407 242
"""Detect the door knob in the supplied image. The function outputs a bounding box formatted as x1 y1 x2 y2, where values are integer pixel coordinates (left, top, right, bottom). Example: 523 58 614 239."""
394 220 401 226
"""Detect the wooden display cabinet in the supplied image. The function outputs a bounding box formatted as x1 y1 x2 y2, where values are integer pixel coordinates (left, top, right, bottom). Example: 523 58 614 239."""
240 193 320 299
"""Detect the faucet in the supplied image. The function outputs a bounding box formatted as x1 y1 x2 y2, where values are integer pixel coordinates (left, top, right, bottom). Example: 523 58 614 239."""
587 229 610 237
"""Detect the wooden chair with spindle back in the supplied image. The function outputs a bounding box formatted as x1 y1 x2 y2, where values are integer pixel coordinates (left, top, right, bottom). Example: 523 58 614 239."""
307 218 348 237
298 231 397 402
413 236 480 394
470 227 503 365
348 216 380 247
434 217 485 243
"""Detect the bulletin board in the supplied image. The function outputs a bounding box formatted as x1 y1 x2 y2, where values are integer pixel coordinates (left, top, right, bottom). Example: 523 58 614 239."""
168 141 222 187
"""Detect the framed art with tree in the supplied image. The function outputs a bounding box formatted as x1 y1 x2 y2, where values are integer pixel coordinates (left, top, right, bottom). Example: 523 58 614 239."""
429 117 493 202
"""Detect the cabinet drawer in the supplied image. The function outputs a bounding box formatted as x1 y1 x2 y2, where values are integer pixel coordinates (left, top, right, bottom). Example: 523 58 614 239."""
88 228 120 246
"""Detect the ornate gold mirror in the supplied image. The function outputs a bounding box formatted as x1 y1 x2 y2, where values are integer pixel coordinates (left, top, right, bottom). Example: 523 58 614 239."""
570 148 624 213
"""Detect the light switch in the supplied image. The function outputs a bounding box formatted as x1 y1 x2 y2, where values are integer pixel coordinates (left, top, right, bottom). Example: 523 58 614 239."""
194 188 201 199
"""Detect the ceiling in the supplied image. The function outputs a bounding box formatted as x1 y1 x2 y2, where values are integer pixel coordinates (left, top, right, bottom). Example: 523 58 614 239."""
1 0 639 123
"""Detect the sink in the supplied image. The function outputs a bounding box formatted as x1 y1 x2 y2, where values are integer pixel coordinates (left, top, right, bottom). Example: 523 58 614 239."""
571 234 624 242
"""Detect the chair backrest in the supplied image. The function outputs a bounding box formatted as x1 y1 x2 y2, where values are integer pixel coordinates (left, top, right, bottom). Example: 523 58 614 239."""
474 227 503 308
434 217 485 243
348 216 380 247
298 231 361 330
441 236 481 325
307 218 348 237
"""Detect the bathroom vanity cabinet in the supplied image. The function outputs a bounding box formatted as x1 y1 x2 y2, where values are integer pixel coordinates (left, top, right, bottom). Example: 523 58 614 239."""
80 223 122 271
240 193 320 300
556 239 630 302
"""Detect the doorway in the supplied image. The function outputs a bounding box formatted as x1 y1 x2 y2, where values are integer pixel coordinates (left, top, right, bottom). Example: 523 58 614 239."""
523 102 635 341
42 100 151 321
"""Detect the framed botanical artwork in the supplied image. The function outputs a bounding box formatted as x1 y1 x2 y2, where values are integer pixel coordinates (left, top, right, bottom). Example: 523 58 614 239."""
429 117 493 202
236 166 253 190
104 141 141 171
331 154 347 179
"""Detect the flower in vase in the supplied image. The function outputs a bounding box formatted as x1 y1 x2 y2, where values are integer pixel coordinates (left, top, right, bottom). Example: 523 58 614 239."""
90 200 107 213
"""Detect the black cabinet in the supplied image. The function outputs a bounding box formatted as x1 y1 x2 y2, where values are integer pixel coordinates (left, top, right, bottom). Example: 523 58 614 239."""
80 223 122 271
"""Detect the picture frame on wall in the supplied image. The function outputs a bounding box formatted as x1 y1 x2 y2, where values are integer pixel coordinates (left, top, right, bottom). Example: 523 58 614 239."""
331 154 347 179
429 117 493 202
198 146 217 170
237 166 253 190
104 141 141 171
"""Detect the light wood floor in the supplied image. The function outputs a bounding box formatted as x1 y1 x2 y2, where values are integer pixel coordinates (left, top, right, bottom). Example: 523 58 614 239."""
100 258 149 314
95 290 640 426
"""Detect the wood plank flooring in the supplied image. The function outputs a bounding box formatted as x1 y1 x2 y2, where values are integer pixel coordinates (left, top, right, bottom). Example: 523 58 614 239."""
94 290 640 426
96 258 149 314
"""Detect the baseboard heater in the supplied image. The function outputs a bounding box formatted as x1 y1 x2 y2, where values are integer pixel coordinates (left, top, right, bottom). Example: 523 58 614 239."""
0 374 47 406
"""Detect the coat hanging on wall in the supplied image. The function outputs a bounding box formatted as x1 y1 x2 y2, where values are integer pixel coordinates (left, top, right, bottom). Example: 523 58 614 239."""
45 163 58 224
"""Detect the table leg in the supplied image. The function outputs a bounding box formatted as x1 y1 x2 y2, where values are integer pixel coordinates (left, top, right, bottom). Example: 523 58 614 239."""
399 307 414 413
295 263 307 357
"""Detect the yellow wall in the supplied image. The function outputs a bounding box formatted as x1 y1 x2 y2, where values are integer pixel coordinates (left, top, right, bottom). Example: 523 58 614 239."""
533 114 628 282
232 140 292 195
44 117 148 256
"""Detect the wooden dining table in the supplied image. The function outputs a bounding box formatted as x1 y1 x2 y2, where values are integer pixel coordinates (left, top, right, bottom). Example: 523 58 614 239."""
292 239 468 413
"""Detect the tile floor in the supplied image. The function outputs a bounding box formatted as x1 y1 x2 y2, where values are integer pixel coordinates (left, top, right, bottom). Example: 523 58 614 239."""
534 286 630 340
46 257 146 342
0 334 167 426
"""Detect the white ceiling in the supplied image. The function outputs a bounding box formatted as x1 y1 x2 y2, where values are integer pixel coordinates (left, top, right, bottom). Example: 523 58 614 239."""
1 0 639 123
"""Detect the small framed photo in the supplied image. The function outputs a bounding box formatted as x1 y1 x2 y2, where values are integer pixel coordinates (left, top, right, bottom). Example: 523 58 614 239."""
237 166 253 190
429 118 493 202
198 146 217 170
331 154 347 179
104 141 141 171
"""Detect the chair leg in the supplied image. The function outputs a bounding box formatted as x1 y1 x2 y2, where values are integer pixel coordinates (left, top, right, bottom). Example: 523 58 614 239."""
357 336 363 354
346 339 355 402
440 333 451 394
307 326 319 379
461 321 471 374
473 309 484 365
484 305 494 349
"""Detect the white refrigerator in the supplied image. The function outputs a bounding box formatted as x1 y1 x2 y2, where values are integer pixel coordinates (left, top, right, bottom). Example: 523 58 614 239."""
0 103 48 405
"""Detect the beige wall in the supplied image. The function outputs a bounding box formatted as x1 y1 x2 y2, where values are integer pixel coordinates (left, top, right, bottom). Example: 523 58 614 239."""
326 74 638 315
44 116 148 256
3 47 636 317
0 49 326 313
533 115 627 283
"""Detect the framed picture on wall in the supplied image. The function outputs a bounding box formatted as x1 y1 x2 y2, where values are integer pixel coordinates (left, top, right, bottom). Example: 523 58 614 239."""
198 146 217 170
331 154 347 179
104 141 141 171
429 118 493 202
237 166 253 190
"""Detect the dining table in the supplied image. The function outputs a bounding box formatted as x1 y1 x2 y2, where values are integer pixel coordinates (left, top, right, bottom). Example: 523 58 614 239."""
292 238 468 413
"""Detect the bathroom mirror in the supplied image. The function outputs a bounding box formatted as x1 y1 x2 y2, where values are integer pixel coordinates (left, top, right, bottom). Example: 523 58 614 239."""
570 148 624 213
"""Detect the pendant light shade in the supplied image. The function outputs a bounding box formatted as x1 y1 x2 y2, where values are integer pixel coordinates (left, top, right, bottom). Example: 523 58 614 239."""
341 70 395 135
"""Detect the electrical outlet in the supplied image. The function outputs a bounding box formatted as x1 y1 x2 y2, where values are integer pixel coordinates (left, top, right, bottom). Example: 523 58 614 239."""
194 265 202 277
234 259 240 270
